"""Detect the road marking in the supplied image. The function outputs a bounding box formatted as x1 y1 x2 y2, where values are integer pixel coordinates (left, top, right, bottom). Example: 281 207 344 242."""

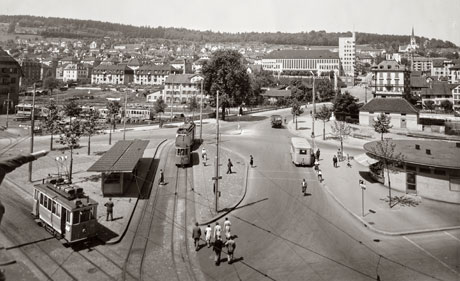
444 231 460 243
403 236 460 276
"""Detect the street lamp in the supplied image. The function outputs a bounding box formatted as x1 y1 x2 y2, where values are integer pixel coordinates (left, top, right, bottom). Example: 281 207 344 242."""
309 71 317 151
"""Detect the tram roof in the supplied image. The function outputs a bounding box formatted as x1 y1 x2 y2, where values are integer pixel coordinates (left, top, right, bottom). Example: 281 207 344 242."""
87 140 149 173
291 137 312 148
34 183 98 210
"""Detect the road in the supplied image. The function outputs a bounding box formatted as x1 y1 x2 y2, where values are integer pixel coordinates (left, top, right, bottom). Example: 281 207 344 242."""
193 109 460 281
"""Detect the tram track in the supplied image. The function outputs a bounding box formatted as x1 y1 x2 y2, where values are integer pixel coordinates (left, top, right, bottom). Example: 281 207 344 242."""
121 140 174 281
0 135 30 156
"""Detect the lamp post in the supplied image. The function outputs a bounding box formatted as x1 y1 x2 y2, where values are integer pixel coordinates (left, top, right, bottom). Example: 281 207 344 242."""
5 92 10 129
309 71 317 151
28 83 36 182
123 90 128 140
214 90 220 212
199 80 203 141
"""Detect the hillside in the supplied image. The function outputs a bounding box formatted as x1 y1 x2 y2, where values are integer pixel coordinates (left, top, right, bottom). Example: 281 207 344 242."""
0 14 457 49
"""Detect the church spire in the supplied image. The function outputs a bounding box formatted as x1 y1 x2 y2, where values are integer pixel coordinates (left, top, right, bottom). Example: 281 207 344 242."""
412 26 414 37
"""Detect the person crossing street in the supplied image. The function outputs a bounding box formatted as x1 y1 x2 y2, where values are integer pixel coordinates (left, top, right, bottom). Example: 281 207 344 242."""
301 179 307 196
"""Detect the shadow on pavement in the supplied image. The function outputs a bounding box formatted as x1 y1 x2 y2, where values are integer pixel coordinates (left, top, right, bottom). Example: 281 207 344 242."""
69 223 118 251
358 171 379 184
223 197 268 212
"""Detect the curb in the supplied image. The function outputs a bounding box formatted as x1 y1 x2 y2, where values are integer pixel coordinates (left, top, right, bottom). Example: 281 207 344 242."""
198 161 249 227
321 181 460 236
105 138 168 245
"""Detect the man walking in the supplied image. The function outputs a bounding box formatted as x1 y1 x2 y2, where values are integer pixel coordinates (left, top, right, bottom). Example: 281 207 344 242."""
213 237 224 265
192 222 201 251
318 169 323 182
201 147 207 166
225 236 236 264
213 222 222 241
227 159 233 174
104 198 114 221
159 169 165 185
249 155 254 168
302 179 307 196
316 149 320 161
205 224 212 248
333 155 338 168
224 217 231 240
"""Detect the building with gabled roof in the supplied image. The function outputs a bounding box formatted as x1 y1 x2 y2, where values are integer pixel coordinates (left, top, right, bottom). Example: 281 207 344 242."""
134 64 171 86
91 64 134 85
0 48 21 113
420 81 458 109
359 98 419 130
371 60 410 98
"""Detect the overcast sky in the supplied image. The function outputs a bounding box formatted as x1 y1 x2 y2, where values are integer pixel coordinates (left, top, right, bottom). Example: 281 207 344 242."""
3 0 460 46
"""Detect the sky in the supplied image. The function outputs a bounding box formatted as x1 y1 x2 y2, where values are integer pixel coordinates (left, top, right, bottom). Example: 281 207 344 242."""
2 0 460 46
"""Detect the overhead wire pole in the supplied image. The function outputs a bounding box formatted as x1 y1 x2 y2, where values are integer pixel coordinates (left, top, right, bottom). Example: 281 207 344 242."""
310 71 316 152
215 90 220 212
199 80 203 141
5 92 10 129
123 90 128 140
28 83 36 182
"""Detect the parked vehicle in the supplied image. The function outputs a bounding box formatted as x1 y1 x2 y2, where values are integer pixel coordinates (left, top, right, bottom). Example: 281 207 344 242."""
271 115 283 128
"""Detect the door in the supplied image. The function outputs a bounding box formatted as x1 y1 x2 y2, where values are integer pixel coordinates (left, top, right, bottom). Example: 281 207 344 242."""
368 115 374 126
61 207 67 235
406 172 416 193
401 118 407 129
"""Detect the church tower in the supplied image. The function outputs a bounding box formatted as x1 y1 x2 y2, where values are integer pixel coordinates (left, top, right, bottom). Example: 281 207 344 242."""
410 27 417 48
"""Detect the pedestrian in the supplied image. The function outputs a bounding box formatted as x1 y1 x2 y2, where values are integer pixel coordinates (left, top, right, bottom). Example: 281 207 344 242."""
159 169 165 185
284 117 287 124
301 179 307 196
347 153 352 168
318 169 323 181
201 147 207 166
225 236 236 264
314 159 319 171
227 159 233 174
214 222 222 241
213 236 224 265
333 155 338 168
249 155 254 168
104 198 114 221
224 217 231 239
316 149 320 161
205 224 212 248
192 222 201 251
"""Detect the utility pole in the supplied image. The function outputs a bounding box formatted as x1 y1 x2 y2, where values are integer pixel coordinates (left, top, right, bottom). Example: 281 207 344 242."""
28 83 36 182
214 90 220 212
199 80 203 141
5 93 10 129
123 90 128 140
170 87 174 123
311 72 316 151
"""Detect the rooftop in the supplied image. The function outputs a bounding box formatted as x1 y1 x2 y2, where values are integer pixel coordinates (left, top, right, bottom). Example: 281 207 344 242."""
364 140 460 169
87 140 149 173
421 82 459 97
360 98 418 114
165 74 202 84
373 60 407 72
264 49 339 60
261 89 292 97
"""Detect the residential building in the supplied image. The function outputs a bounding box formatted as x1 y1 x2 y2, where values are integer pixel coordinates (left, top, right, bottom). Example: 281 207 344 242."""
339 32 356 77
63 63 90 83
359 98 419 130
261 49 340 74
0 48 21 114
59 56 79 66
449 63 460 84
163 74 204 104
431 58 459 80
364 140 460 204
410 73 430 97
127 58 141 71
356 53 373 66
371 60 410 98
18 58 42 87
91 64 134 85
420 81 458 109
412 57 432 72
89 41 98 49
134 65 171 86
452 84 460 111
170 59 192 74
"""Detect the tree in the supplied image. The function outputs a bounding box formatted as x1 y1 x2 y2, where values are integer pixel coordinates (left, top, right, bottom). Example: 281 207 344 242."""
316 105 332 140
440 100 453 112
316 79 335 102
189 96 198 119
330 121 352 155
84 109 103 155
373 113 393 140
153 96 167 123
333 92 360 121
368 140 404 208
107 101 121 144
291 98 303 130
42 100 61 150
43 77 60 97
202 49 253 120
424 100 435 110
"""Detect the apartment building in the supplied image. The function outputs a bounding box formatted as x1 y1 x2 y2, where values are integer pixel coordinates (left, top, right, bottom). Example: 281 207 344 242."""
0 49 21 113
371 60 410 98
91 64 134 85
339 32 356 77
134 65 171 86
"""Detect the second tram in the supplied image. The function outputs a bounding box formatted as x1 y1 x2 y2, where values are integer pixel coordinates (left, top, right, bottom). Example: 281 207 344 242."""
175 121 196 166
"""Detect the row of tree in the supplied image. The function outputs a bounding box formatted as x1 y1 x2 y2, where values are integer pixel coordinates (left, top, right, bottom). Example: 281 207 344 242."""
2 15 456 48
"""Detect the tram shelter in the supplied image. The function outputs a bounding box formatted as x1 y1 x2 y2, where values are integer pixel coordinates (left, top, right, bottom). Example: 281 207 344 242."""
87 140 149 196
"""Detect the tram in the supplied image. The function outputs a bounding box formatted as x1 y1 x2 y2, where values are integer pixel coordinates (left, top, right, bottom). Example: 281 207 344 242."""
15 104 49 120
175 121 196 166
32 181 98 243
290 137 314 166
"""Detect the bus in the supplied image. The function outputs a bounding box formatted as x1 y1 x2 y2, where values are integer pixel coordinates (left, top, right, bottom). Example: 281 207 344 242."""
290 137 314 166
15 104 49 120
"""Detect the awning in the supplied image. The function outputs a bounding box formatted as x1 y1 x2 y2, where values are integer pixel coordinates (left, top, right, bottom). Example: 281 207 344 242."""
87 140 149 173
354 153 379 167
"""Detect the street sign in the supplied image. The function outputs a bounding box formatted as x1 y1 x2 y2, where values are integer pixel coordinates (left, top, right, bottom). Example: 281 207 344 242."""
359 179 366 189
212 176 222 180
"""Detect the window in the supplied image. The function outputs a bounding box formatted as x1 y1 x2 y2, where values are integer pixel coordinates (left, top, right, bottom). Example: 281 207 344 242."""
419 167 431 174
72 211 80 224
299 149 307 155
406 165 416 171
434 169 446 176
79 209 91 223
52 201 56 214
46 198 52 211
40 193 43 205
65 209 70 223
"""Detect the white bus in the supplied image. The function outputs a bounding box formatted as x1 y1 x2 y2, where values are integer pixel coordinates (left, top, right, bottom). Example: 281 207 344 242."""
290 137 314 166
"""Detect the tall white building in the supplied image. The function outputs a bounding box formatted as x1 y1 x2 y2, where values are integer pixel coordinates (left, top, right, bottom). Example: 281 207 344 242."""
339 32 356 77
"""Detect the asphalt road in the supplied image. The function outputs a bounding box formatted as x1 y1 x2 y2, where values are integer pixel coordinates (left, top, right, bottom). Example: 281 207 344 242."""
194 109 460 281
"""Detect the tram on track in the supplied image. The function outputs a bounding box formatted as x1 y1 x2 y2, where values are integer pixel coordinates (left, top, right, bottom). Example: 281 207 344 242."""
175 121 196 166
32 181 98 243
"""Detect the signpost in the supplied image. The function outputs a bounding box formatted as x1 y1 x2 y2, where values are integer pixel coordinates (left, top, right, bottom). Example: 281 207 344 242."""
360 179 366 217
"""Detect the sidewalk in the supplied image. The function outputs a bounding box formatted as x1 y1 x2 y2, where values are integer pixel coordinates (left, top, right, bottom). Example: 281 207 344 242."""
192 143 247 225
288 114 460 235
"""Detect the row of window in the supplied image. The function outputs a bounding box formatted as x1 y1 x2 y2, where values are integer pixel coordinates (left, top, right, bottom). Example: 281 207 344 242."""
1 68 18 74
37 191 70 222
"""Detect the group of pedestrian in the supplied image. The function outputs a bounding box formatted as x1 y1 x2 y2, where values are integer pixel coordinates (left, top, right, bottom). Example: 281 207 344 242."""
193 217 237 265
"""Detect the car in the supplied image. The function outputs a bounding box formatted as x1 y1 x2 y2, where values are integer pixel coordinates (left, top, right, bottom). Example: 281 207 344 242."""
270 115 283 128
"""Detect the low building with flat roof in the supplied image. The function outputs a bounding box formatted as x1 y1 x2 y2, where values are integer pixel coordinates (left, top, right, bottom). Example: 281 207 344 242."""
364 140 460 204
